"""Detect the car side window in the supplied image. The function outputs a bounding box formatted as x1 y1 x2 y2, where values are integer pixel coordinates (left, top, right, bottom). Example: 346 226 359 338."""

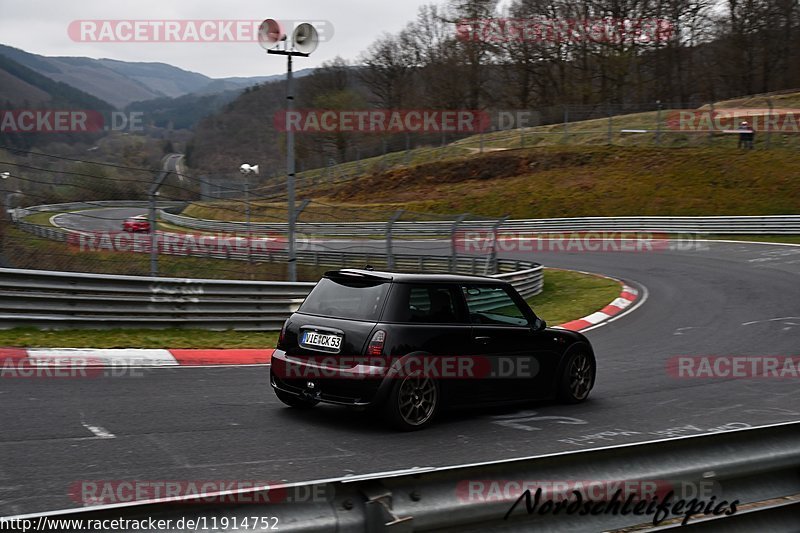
398 285 462 323
462 285 530 326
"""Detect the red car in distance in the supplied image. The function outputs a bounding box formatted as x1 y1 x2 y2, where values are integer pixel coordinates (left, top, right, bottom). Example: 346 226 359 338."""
122 216 151 233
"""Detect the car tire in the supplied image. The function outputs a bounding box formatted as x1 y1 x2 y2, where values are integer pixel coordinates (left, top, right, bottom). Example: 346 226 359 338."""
274 389 319 409
384 373 439 431
557 348 595 404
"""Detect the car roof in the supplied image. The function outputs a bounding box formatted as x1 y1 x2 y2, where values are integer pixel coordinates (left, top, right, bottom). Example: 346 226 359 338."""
324 268 507 284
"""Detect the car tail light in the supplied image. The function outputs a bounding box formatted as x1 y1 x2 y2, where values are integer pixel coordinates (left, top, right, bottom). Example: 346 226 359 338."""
278 321 288 347
367 330 386 356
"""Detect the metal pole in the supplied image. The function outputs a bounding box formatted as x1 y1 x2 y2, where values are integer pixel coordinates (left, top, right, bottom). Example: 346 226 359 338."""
386 210 404 270
708 102 715 146
245 176 251 264
148 191 157 276
655 100 662 146
148 154 181 277
607 104 613 145
286 54 297 282
489 216 509 275
450 214 468 273
562 106 569 143
766 97 773 150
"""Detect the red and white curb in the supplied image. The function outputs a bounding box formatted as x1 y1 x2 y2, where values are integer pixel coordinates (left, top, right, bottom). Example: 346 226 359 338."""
1 280 644 367
0 348 274 368
556 284 642 332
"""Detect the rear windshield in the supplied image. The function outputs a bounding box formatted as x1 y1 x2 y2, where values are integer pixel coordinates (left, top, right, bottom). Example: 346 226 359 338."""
298 277 389 321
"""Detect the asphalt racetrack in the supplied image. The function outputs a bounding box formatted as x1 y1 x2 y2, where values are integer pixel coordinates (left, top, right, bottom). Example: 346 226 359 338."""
3 207 799 516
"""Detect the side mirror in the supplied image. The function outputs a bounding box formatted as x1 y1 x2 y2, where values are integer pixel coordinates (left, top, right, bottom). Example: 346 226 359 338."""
532 317 547 332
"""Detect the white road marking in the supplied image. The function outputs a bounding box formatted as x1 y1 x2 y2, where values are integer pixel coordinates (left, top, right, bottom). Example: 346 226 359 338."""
27 348 178 367
80 422 115 439
742 316 800 326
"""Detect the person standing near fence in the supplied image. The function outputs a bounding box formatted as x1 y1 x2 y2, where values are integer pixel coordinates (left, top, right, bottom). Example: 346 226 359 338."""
738 121 755 149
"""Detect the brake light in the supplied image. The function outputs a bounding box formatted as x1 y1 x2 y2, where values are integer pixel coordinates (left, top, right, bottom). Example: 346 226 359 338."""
278 321 288 347
367 330 386 356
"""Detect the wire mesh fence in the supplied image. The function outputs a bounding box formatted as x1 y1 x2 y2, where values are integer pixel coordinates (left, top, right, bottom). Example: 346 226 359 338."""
0 147 510 280
2 93 798 280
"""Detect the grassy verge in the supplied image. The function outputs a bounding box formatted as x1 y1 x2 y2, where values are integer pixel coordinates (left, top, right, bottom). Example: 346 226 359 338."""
281 93 800 193
1 225 329 281
702 234 800 245
0 268 621 348
22 211 64 226
526 268 622 326
186 146 800 222
0 328 279 349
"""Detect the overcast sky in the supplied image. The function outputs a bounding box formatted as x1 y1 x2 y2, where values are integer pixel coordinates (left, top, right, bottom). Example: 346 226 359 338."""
0 0 475 79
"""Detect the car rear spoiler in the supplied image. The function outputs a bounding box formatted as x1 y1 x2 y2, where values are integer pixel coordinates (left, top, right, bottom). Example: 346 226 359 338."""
324 269 393 281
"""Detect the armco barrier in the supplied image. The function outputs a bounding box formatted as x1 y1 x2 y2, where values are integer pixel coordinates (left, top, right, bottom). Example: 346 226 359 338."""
14 221 537 292
0 268 313 330
4 421 799 531
12 200 185 222
0 260 542 330
161 210 800 236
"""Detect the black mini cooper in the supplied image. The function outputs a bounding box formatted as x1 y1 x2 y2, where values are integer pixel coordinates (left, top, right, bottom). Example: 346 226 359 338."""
270 269 596 430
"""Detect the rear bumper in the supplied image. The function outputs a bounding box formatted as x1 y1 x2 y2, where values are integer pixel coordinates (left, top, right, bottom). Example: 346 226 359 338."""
269 349 393 407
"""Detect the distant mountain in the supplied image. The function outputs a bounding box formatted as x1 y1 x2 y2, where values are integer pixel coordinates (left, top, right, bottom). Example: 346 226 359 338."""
0 54 114 149
0 53 114 110
0 44 312 108
125 90 243 130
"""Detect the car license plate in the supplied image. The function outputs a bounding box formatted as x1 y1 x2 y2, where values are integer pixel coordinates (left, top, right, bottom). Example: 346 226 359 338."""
301 331 342 352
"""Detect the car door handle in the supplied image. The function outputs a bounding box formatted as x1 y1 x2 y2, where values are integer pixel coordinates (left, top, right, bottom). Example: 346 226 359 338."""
474 336 492 344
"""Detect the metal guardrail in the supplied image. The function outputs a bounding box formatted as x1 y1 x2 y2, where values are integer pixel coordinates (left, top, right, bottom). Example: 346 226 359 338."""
13 200 185 222
162 210 800 236
5 422 799 531
16 221 69 242
0 261 541 330
500 215 800 235
0 268 314 330
159 209 491 237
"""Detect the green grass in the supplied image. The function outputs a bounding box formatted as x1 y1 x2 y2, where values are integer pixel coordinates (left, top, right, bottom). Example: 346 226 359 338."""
22 211 63 226
184 145 800 223
1 225 329 281
703 235 800 245
0 328 279 349
526 268 622 326
275 91 800 195
22 209 89 227
0 268 621 348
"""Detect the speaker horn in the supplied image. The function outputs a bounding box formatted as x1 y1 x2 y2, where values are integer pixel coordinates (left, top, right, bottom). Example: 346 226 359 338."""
258 19 286 50
292 23 319 55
